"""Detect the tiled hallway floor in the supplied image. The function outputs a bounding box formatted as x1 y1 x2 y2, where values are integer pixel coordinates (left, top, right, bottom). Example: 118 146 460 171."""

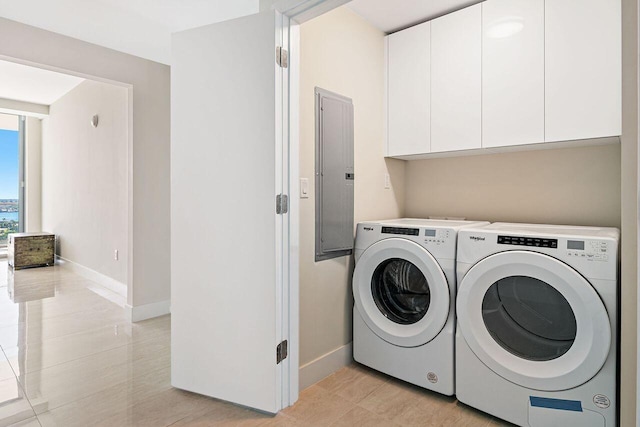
0 260 508 426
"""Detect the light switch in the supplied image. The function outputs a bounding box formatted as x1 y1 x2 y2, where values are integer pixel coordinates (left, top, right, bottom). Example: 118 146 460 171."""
300 178 309 198
384 173 391 189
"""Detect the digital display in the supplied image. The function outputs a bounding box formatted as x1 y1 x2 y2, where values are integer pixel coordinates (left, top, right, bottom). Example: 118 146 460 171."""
497 235 557 248
381 227 419 236
567 240 585 250
425 229 436 237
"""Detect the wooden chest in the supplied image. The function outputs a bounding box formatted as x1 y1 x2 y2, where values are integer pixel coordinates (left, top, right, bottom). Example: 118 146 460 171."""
8 232 56 270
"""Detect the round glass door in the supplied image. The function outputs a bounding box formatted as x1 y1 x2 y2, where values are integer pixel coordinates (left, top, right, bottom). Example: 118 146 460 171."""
371 258 431 325
353 238 450 348
457 251 611 391
482 276 577 361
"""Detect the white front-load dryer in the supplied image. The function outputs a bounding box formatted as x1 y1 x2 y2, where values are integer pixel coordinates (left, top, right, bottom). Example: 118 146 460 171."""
456 223 619 427
352 218 489 395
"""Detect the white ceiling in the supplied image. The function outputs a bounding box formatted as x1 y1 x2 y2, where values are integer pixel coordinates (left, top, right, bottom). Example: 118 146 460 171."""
347 0 484 34
0 0 481 65
0 0 259 65
0 60 84 105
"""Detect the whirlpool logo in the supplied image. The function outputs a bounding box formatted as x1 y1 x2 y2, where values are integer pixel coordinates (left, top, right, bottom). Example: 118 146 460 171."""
469 236 486 242
363 227 374 231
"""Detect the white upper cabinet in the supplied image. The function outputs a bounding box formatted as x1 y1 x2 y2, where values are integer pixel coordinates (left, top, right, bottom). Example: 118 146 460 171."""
384 0 621 159
545 0 621 142
482 0 544 148
431 4 482 153
386 21 430 156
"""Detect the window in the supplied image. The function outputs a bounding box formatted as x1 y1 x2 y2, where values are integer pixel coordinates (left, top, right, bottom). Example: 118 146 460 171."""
0 114 23 248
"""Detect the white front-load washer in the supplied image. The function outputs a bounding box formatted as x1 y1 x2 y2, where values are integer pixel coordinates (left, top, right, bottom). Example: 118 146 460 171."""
456 223 619 427
352 218 489 395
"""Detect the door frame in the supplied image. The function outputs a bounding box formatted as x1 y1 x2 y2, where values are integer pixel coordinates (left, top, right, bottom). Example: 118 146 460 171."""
272 0 351 407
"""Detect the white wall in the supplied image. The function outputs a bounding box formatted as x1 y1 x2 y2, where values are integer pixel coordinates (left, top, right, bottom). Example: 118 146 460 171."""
25 117 42 232
42 80 128 284
405 144 621 228
299 7 405 372
0 17 171 311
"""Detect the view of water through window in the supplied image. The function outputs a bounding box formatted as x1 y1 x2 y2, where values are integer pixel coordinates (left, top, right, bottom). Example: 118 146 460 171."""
0 128 19 246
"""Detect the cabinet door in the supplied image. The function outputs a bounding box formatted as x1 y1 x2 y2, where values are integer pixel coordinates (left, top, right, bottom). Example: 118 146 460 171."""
482 0 544 148
545 0 621 142
431 4 482 153
387 21 430 156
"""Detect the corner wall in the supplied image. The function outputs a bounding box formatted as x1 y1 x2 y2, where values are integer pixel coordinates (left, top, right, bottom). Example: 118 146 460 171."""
41 80 128 285
298 7 405 385
0 17 171 312
621 0 638 424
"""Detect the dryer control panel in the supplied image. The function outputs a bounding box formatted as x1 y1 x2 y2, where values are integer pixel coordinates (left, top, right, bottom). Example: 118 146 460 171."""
496 234 611 262
566 239 610 262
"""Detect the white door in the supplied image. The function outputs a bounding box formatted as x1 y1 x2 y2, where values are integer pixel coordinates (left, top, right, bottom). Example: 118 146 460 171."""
171 10 289 413
431 4 482 153
482 0 544 148
545 0 621 142
386 21 430 157
352 238 450 347
457 251 611 391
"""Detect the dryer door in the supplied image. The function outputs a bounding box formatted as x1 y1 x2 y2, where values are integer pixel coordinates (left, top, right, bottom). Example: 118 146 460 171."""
457 251 611 391
353 238 450 347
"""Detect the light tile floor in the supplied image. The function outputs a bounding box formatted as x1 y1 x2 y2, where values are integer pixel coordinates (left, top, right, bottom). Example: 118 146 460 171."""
0 260 511 426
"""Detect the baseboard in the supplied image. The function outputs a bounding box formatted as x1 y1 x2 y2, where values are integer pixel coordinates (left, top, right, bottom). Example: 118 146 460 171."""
55 255 127 297
299 342 353 390
55 256 169 323
126 300 171 322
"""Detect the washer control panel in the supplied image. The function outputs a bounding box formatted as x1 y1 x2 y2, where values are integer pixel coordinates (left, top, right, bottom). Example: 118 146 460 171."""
424 228 451 245
567 239 610 261
377 226 453 246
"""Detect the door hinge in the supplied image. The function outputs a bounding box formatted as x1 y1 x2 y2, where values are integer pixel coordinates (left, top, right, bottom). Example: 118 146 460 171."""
276 46 288 68
276 340 288 364
276 194 288 214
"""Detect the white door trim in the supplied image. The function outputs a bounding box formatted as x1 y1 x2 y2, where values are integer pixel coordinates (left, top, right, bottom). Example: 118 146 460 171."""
636 1 640 424
272 0 351 408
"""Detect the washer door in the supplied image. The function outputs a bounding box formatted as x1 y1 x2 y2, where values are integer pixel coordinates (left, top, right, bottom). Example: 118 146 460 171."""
353 238 450 348
457 251 611 391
